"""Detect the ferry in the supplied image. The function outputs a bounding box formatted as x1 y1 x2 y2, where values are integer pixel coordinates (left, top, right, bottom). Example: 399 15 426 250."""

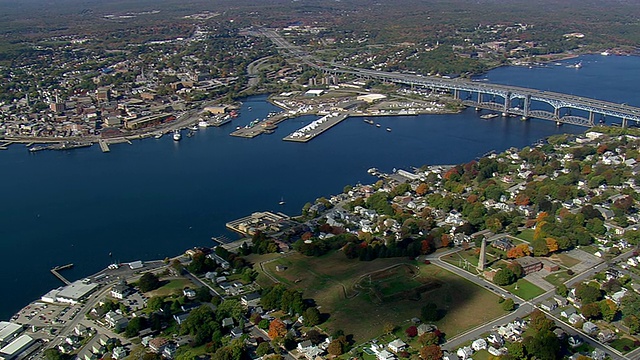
173 130 182 141
480 113 499 119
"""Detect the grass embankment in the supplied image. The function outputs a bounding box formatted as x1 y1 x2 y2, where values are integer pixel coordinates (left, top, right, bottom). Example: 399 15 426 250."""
256 251 507 342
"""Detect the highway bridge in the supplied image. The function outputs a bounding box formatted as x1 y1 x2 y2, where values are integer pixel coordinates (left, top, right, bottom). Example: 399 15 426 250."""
259 28 640 128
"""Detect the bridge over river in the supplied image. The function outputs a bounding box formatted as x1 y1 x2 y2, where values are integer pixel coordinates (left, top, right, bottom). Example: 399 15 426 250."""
259 28 640 128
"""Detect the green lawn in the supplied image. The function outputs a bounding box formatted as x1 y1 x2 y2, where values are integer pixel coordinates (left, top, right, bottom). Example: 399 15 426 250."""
148 278 196 297
504 279 545 300
544 270 573 287
610 337 638 353
516 229 534 242
554 253 581 268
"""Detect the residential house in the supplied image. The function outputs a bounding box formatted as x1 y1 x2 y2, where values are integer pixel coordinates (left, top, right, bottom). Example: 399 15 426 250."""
553 295 569 307
471 338 487 351
231 327 243 338
568 335 583 348
183 288 196 299
74 324 89 337
487 346 503 356
222 318 234 328
110 280 130 300
456 346 473 360
149 337 169 353
388 339 406 353
105 311 128 332
241 293 261 307
592 348 606 360
597 329 616 343
173 313 189 325
163 343 177 359
583 321 598 334
540 301 557 312
371 344 396 360
568 313 583 326
417 323 436 336
486 333 504 347
561 307 577 319
112 347 127 360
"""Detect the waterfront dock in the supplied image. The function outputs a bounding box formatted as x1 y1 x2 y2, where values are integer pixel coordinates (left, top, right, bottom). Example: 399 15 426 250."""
0 141 13 150
226 211 290 236
98 139 110 153
230 112 293 138
50 264 73 285
283 112 349 143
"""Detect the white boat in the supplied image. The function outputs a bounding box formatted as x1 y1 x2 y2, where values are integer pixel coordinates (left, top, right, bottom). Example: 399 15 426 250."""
173 130 181 141
386 127 392 132
279 197 286 205
154 133 163 139
198 120 209 128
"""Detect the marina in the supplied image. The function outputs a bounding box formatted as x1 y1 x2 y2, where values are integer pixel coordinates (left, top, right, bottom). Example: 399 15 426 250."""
283 112 349 142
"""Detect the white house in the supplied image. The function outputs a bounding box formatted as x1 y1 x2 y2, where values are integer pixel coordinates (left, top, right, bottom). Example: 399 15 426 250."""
471 338 487 351
388 339 406 353
456 346 473 360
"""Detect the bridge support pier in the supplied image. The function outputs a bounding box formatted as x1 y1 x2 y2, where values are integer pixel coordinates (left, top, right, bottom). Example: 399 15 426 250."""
503 92 511 117
453 89 459 100
523 95 531 120
623 118 628 128
589 111 595 125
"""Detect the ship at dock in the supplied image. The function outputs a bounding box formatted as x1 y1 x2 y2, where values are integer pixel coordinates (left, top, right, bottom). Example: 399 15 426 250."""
173 130 182 141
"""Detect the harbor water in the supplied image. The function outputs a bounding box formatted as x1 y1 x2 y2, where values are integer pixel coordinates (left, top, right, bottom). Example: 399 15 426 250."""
0 54 638 319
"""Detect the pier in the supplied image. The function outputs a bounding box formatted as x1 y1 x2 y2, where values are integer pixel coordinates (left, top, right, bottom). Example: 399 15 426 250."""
0 141 13 150
283 112 349 143
50 264 74 285
98 139 110 153
230 112 292 138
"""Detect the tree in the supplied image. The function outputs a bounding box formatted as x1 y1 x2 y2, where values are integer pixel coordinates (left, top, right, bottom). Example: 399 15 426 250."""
383 322 396 335
507 244 531 259
502 298 516 311
556 284 568 297
419 332 439 346
125 316 146 338
575 282 602 304
256 342 272 357
416 183 429 196
405 325 418 337
420 345 443 360
328 336 348 356
493 268 516 286
507 262 524 279
529 309 554 332
44 349 68 360
268 319 287 340
147 296 165 311
600 299 618 322
545 237 559 253
302 307 321 327
138 272 161 292
581 303 601 320
421 303 439 322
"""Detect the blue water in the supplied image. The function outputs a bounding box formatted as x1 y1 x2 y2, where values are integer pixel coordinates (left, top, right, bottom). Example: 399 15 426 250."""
0 54 633 319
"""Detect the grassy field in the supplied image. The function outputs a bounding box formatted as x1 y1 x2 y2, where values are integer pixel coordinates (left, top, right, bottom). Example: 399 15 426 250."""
260 251 507 343
551 253 581 268
544 270 573 287
610 337 639 353
504 279 545 300
516 229 534 242
148 278 195 297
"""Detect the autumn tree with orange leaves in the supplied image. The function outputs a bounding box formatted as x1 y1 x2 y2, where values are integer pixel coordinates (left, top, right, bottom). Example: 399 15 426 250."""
268 319 287 340
507 244 531 259
546 238 559 253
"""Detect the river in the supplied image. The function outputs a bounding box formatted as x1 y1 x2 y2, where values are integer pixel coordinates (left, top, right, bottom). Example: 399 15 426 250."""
0 54 636 319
